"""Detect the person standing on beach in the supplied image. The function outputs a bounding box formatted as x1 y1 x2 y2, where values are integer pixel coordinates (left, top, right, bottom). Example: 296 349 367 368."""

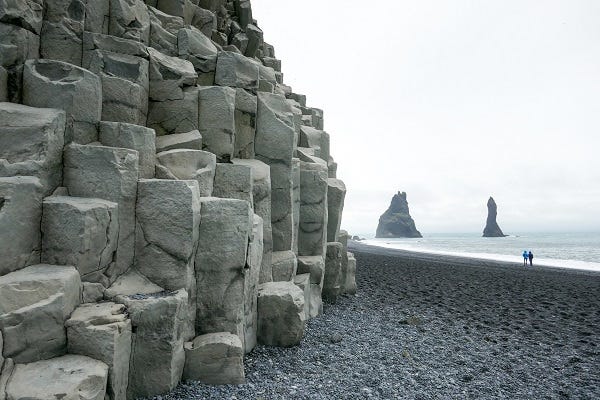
523 250 528 266
528 251 534 266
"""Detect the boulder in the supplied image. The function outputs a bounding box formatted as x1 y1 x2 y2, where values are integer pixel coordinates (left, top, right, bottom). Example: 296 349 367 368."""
215 51 259 91
297 255 325 318
64 144 139 281
231 158 273 284
40 0 85 65
271 250 297 282
82 31 149 59
195 197 252 344
84 0 110 35
5 355 108 400
82 282 105 303
198 86 236 160
183 332 245 384
155 130 202 152
178 27 218 76
115 290 188 398
483 196 507 237
0 0 43 34
255 92 296 252
135 179 201 339
243 214 263 353
298 161 329 257
98 121 156 179
147 6 179 56
244 23 262 58
344 252 357 295
212 163 253 204
146 4 184 34
41 196 118 285
22 59 101 144
323 242 343 301
155 149 216 196
0 265 81 363
234 0 252 28
147 86 199 135
257 281 306 347
109 0 150 44
66 303 132 400
233 88 257 159
375 191 422 238
0 102 65 196
327 178 346 242
0 67 7 101
0 176 43 276
299 126 329 162
311 107 324 130
148 47 197 101
189 5 216 38
104 268 163 299
328 156 337 178
0 357 13 400
84 50 149 126
262 57 281 72
293 273 311 319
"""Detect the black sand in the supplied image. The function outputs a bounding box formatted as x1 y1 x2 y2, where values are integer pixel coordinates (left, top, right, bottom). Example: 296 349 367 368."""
155 242 600 399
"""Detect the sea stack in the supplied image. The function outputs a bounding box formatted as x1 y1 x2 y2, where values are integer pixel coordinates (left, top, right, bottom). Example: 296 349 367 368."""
376 192 422 238
483 197 506 237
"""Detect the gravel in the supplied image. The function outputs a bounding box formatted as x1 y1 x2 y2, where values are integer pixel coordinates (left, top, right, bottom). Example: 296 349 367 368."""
144 245 600 400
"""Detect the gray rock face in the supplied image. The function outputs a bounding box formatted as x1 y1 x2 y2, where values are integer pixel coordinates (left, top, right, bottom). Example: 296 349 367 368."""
323 242 343 302
298 161 329 257
257 281 306 347
135 178 201 339
22 59 102 144
155 149 216 196
293 273 311 319
195 197 252 344
327 178 346 242
155 129 202 152
42 196 118 285
231 158 273 284
0 265 81 363
183 332 245 385
483 196 507 237
0 0 43 35
147 85 199 135
244 214 263 353
198 86 236 160
85 49 149 126
376 191 422 238
299 126 330 162
0 176 43 275
0 102 65 196
0 22 39 102
115 290 188 399
66 302 132 400
5 355 108 400
213 162 253 204
40 0 86 65
64 144 139 281
98 121 156 179
109 0 150 45
178 26 218 75
234 88 257 159
215 51 259 90
255 92 296 252
271 250 297 282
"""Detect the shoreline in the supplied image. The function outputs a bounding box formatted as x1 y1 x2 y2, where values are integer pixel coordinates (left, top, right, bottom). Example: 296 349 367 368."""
349 240 600 277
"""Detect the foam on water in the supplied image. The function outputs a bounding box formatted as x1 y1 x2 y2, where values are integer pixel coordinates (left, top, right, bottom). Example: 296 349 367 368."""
362 232 600 272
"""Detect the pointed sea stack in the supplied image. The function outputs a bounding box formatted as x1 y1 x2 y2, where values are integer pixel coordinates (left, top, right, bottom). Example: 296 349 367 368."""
483 197 507 237
376 192 422 238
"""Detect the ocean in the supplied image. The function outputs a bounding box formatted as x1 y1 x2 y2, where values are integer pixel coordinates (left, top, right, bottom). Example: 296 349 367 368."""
362 232 600 272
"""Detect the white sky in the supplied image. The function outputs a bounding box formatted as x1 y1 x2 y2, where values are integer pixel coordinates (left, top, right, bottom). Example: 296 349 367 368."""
251 0 600 236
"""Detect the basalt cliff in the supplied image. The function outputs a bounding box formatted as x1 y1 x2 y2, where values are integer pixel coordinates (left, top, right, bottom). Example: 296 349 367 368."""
376 191 422 238
0 0 356 398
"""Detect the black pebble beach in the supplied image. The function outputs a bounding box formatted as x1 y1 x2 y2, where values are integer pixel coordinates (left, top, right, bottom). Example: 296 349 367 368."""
149 242 600 400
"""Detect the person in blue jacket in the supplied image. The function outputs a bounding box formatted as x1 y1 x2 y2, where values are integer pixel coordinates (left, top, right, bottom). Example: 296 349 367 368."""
528 251 534 266
522 250 528 266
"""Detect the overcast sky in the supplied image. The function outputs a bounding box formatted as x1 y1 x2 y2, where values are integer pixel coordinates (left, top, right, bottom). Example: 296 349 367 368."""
252 0 600 236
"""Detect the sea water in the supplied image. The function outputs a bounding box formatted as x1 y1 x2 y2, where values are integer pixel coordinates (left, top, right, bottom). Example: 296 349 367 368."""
362 232 600 272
